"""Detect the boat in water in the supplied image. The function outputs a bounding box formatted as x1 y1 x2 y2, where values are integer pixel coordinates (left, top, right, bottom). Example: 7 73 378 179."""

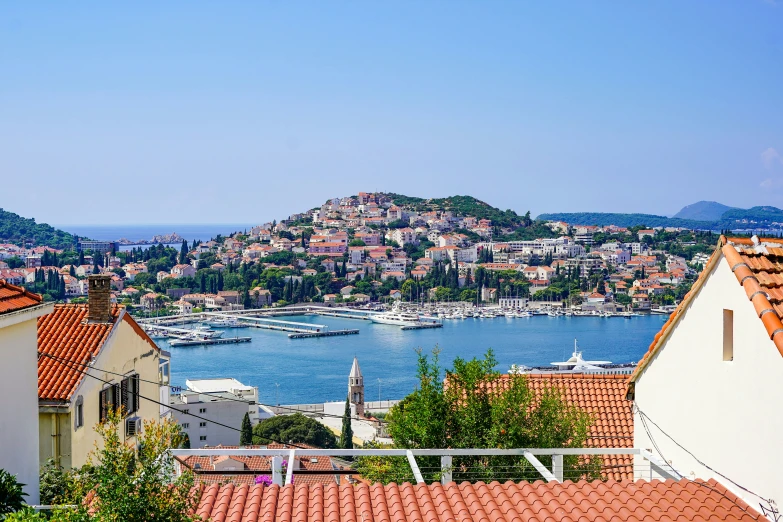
204 316 241 328
510 339 636 375
371 304 441 327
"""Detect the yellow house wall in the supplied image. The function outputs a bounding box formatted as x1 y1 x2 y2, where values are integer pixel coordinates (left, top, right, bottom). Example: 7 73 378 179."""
40 317 163 469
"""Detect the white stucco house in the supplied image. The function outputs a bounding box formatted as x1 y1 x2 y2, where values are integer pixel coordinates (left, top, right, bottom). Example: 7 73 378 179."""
628 236 783 514
0 281 53 504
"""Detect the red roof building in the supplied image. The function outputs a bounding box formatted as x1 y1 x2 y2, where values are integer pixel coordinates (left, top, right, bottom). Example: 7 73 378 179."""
192 478 765 522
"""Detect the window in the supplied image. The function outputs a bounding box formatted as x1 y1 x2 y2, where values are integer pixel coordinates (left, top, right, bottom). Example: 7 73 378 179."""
182 409 189 415
99 383 119 422
75 396 84 429
199 408 206 413
182 423 189 429
100 374 140 422
199 422 207 427
723 309 734 361
199 436 207 441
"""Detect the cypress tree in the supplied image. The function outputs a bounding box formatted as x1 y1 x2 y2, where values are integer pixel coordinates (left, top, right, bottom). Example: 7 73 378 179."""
180 240 189 264
341 395 354 450
240 412 253 446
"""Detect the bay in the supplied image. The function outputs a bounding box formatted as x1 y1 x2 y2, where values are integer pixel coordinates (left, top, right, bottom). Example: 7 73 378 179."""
161 314 667 406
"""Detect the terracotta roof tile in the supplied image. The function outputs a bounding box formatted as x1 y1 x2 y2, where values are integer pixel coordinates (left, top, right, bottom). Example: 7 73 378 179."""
192 479 765 522
489 374 633 481
177 445 341 488
37 304 121 401
37 303 157 401
0 279 43 314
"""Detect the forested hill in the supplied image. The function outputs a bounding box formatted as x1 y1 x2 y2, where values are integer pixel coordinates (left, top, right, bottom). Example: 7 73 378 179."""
0 208 78 249
538 206 783 231
536 212 712 229
387 194 525 227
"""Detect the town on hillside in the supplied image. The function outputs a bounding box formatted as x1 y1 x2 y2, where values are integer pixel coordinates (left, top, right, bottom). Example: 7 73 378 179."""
1 192 717 317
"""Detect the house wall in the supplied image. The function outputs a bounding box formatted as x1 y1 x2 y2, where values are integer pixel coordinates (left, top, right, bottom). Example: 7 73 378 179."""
633 254 783 510
0 310 47 504
39 318 163 469
171 397 249 447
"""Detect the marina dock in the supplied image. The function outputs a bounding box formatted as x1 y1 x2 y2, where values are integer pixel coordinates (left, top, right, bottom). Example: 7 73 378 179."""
288 329 360 339
401 323 443 330
169 336 252 347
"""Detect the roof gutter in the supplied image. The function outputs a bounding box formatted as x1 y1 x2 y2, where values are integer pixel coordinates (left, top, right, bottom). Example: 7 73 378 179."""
0 302 54 329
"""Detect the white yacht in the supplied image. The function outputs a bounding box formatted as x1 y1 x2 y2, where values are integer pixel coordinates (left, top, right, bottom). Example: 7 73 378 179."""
204 316 240 327
192 325 224 339
510 339 635 375
371 304 436 327
550 340 612 371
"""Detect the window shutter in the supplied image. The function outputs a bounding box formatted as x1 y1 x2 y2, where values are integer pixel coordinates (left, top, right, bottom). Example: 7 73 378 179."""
111 383 120 413
132 374 140 413
99 388 108 422
121 378 129 414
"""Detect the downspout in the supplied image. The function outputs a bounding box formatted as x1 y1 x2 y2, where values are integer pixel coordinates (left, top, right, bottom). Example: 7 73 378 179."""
51 412 60 467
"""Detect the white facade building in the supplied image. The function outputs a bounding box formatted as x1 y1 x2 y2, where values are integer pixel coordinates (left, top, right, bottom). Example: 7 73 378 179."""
0 283 52 504
629 237 783 511
171 378 263 448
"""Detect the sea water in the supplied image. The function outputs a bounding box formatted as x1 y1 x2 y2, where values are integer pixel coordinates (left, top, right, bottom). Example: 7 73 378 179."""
160 314 666 405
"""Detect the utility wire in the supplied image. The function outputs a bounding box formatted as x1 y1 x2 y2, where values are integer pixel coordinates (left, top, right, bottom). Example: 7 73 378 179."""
39 348 388 424
37 350 311 450
634 405 778 520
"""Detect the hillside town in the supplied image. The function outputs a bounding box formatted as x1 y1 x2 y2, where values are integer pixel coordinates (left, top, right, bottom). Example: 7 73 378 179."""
1 232 782 519
1 193 717 317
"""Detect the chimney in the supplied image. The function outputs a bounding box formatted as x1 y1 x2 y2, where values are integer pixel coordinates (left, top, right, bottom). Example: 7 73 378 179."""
88 274 112 323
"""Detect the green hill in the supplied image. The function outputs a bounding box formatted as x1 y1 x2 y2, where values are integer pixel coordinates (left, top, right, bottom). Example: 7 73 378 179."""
673 201 736 221
387 193 524 227
0 208 78 249
536 212 711 229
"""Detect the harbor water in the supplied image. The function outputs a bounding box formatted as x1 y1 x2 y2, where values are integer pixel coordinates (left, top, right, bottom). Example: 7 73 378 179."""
161 314 667 406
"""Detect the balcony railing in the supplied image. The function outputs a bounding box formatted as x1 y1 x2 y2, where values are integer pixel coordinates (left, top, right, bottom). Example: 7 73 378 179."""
169 447 681 485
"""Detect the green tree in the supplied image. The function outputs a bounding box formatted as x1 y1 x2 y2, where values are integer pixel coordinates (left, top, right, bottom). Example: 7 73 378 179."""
240 412 253 446
252 413 337 448
0 469 27 517
355 348 599 484
179 240 189 264
341 396 354 450
64 411 196 522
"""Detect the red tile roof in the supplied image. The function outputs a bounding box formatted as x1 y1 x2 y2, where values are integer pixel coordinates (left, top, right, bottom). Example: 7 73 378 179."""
0 279 43 314
178 445 340 487
492 374 633 481
629 237 783 388
37 304 157 401
192 478 765 522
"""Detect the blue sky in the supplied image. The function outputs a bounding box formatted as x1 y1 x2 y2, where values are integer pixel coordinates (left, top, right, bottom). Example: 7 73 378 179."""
1 2 781 225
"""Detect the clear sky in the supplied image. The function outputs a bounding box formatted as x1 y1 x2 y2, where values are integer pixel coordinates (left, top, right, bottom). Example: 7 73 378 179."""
1 2 781 225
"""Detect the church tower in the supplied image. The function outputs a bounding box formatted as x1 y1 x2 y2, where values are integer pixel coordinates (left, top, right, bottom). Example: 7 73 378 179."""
348 357 364 417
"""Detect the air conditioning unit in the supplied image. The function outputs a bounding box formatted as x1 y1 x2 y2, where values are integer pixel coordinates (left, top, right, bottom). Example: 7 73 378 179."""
125 417 140 438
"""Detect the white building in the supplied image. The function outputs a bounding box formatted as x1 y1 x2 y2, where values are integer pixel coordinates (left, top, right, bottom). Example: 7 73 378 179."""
628 236 783 511
171 378 263 448
0 281 52 504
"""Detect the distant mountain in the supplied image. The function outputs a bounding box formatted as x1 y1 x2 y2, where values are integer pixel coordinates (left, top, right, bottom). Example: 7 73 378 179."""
537 204 783 232
535 212 711 229
673 201 736 221
0 208 78 249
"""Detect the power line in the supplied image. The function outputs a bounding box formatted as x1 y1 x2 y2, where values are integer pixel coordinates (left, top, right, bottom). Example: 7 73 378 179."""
39 348 388 424
634 405 778 521
37 350 310 450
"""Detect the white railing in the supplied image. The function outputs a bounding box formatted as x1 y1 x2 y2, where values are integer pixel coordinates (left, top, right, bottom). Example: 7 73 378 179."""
169 447 681 485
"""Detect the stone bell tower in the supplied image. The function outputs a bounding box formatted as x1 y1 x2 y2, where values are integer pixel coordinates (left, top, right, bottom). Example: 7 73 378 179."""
348 357 364 417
